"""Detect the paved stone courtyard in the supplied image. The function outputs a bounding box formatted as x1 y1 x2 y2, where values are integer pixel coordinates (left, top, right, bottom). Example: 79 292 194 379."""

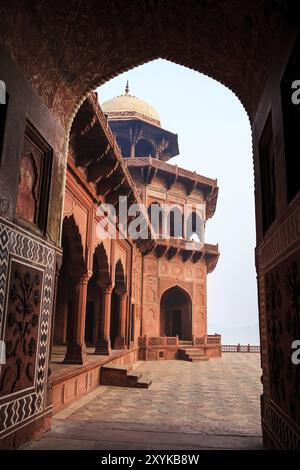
25 354 263 450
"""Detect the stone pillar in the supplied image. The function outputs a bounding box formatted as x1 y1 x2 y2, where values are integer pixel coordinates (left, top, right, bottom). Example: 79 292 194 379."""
92 290 101 346
62 294 68 343
115 293 127 350
130 142 135 159
63 274 89 364
49 260 61 358
95 287 112 355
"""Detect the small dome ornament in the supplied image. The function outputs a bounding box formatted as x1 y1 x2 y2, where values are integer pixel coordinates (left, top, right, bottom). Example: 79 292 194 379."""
102 85 161 126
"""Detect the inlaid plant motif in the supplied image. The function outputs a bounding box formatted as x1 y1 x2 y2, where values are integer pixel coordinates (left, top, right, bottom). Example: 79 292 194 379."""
0 265 41 396
266 272 285 400
285 261 300 421
285 262 300 339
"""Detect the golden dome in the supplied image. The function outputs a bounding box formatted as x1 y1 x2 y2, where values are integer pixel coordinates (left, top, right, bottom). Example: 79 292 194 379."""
101 82 161 127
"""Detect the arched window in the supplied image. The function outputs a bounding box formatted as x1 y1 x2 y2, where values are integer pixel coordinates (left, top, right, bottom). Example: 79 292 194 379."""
168 206 184 238
116 136 131 157
135 138 155 157
148 202 164 236
186 211 204 242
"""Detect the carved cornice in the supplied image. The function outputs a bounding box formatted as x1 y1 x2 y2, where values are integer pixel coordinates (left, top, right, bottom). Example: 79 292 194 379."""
126 157 217 189
256 203 300 271
151 238 219 270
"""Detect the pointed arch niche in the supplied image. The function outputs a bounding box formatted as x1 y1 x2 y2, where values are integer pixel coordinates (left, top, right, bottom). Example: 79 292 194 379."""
160 286 192 340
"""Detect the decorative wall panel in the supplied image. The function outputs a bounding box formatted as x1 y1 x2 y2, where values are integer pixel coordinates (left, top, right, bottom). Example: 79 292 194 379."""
264 249 300 426
15 122 52 234
0 217 55 436
0 260 43 397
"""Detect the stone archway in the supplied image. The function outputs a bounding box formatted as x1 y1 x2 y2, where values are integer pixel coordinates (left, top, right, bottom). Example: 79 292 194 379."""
160 286 192 340
85 243 110 346
53 215 86 359
0 1 288 128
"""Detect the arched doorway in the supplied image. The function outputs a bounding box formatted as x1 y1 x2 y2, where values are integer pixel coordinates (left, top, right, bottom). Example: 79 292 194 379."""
160 286 192 340
52 215 86 360
84 246 107 347
91 243 112 355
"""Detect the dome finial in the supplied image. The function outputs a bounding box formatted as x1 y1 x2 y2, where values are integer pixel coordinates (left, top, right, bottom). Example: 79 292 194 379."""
125 80 129 95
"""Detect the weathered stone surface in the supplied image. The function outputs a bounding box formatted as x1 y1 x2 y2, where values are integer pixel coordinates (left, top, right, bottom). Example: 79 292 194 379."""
24 354 263 450
0 1 286 125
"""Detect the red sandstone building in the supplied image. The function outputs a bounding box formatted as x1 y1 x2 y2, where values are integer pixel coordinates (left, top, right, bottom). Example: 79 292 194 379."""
51 88 220 374
0 1 300 450
102 85 220 360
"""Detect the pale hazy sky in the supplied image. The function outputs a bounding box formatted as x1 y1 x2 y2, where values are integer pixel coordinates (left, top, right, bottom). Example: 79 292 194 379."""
97 59 259 345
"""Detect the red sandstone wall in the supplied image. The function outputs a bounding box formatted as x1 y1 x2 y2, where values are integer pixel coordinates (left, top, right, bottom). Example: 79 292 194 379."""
253 24 300 449
142 254 207 339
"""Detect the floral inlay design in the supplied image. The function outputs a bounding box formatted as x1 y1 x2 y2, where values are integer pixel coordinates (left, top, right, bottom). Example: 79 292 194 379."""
0 261 41 396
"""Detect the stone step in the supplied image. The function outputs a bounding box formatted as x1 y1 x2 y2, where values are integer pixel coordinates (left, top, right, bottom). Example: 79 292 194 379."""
100 364 151 388
186 353 206 357
127 371 143 382
187 356 209 362
180 346 203 353
136 377 152 389
101 364 133 373
178 347 209 362
186 351 207 356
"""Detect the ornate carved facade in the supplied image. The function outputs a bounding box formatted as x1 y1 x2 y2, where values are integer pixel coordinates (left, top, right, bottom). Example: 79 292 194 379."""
102 85 219 359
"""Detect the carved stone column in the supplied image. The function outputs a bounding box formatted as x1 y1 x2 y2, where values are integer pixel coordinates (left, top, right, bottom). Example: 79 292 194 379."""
63 274 90 365
49 255 62 359
95 287 112 355
115 293 127 350
92 289 101 346
130 142 135 159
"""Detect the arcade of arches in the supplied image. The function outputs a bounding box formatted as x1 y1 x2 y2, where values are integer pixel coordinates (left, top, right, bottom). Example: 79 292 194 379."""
0 1 300 450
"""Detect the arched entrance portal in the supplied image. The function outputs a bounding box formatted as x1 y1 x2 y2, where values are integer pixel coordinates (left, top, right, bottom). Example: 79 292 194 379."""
53 216 87 364
84 244 110 347
160 287 192 340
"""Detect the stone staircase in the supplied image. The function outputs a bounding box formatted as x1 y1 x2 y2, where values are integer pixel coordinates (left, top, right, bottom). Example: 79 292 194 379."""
178 340 193 346
100 363 152 388
178 347 210 362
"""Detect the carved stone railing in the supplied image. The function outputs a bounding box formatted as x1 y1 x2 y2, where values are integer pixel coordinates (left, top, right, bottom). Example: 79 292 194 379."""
125 157 217 188
206 334 222 345
222 344 260 353
139 335 179 348
155 235 219 254
139 335 222 348
193 336 205 345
